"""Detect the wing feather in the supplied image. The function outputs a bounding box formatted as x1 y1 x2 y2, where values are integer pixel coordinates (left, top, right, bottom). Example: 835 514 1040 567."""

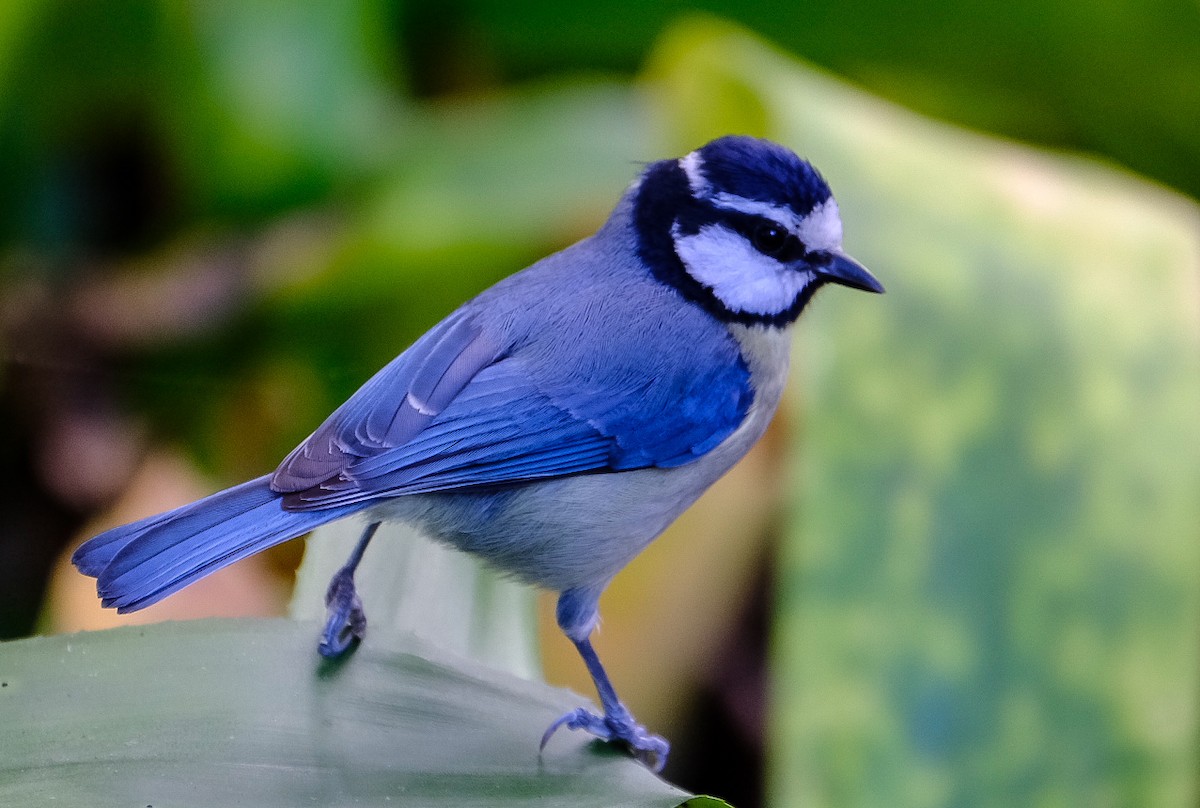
270 311 500 493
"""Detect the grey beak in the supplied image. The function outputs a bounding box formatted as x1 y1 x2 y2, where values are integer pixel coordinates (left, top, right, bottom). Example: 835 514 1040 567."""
818 252 884 294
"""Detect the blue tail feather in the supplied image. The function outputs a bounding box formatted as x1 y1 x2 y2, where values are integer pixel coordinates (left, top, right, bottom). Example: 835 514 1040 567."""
73 475 360 613
72 508 177 577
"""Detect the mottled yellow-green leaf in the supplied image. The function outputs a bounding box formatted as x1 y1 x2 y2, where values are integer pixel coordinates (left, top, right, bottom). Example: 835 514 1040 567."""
648 17 1200 808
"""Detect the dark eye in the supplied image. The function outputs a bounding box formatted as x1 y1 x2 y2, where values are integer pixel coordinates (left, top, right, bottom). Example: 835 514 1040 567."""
750 221 790 257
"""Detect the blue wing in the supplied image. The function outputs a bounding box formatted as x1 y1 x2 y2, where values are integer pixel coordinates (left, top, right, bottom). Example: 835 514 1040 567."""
271 310 502 493
273 293 754 511
281 359 613 507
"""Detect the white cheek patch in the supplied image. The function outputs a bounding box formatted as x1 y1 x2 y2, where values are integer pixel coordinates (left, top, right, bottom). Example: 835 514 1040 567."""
673 224 814 316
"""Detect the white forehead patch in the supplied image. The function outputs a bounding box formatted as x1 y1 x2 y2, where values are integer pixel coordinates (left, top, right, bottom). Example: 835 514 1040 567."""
679 151 707 194
796 198 843 253
672 222 815 317
710 193 800 231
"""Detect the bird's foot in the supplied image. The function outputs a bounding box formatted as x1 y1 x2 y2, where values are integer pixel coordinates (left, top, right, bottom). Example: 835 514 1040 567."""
318 567 366 659
540 702 669 772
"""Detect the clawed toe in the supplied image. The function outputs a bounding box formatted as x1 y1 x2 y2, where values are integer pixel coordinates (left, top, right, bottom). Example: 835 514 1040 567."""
540 705 670 772
318 569 366 659
624 729 669 772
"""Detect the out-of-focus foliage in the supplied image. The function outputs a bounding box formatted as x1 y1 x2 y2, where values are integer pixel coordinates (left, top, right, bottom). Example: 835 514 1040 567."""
0 0 402 242
643 18 1200 808
417 0 1200 202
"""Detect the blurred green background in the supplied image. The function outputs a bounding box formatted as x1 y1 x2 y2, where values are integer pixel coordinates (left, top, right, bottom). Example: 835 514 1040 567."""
1 1 1197 806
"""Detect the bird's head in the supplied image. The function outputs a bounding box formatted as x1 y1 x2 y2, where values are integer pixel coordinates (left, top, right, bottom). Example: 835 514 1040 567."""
633 135 883 327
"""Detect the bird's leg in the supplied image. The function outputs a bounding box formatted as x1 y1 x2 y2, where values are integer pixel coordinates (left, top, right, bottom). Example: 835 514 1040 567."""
540 588 670 772
318 521 380 659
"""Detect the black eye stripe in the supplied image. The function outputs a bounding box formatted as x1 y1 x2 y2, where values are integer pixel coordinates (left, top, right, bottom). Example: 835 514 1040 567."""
736 218 804 261
675 206 810 262
723 215 806 262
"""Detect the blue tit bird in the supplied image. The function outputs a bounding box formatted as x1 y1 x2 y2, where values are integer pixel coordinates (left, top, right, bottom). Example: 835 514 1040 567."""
73 135 882 772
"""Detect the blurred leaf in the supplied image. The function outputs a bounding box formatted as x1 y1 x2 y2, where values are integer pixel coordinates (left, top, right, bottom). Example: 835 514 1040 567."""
0 618 693 806
280 78 653 311
0 0 177 252
648 18 1200 807
0 0 47 98
439 0 1200 201
160 0 407 219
